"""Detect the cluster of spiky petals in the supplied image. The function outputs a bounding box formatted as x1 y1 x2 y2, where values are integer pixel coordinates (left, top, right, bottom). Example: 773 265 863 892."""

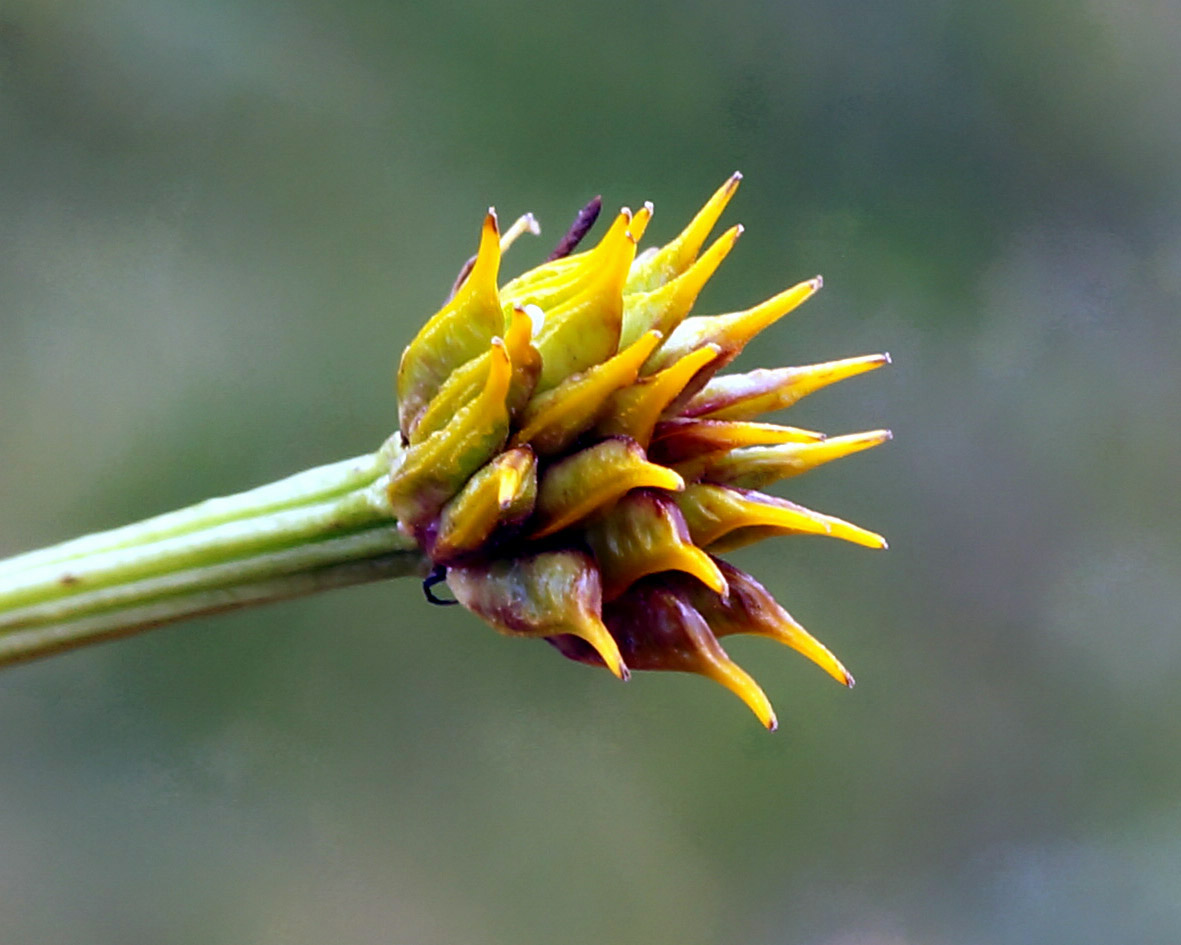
389 174 889 728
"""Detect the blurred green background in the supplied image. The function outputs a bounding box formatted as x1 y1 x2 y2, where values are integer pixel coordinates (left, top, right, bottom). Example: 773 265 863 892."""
2 1 1180 942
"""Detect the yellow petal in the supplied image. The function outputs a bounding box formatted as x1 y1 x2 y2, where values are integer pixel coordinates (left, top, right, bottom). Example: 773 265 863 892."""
644 276 822 375
532 437 684 539
387 339 511 531
585 489 728 601
512 330 663 455
683 429 893 489
683 353 891 421
595 345 720 448
398 211 502 437
432 447 537 563
626 172 743 293
619 224 742 349
448 550 628 680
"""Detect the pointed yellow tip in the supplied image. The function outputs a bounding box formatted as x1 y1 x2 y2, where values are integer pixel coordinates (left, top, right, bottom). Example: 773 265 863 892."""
629 201 654 242
649 465 686 493
705 658 776 730
731 275 823 343
655 546 729 598
577 618 630 681
691 549 729 597
773 618 854 688
464 209 503 288
684 223 743 291
824 515 888 549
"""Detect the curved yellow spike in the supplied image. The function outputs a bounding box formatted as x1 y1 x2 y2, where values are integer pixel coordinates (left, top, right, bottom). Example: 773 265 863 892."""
649 419 826 465
499 209 632 313
672 562 853 688
646 276 822 375
447 551 629 680
683 353 891 421
697 645 777 730
570 615 630 681
432 447 537 563
602 584 775 728
673 483 887 552
673 483 831 547
674 483 888 552
532 437 684 539
626 172 743 293
388 339 512 531
398 211 503 437
512 330 663 455
586 490 728 601
685 429 893 489
628 201 654 243
533 216 636 391
595 345 720 447
707 517 888 553
620 224 742 349
503 305 542 418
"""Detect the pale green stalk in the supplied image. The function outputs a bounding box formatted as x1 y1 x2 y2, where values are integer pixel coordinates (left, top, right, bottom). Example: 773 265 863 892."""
0 435 426 667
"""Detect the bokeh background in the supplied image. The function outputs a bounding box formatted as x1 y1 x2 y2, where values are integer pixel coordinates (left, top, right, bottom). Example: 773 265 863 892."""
2 1 1180 942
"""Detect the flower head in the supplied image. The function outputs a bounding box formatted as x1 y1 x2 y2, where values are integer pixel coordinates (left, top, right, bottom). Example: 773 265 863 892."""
389 174 889 728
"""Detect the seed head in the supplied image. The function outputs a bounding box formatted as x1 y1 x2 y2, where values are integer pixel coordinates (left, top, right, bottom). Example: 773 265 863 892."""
389 174 890 728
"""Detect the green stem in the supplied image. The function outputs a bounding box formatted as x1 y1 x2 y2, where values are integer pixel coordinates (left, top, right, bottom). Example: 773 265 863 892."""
0 436 426 667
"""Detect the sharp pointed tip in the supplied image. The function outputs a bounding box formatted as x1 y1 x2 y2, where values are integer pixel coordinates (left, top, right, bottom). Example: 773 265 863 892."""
882 429 894 442
882 351 893 364
765 712 779 732
730 170 744 183
843 670 856 688
812 274 824 290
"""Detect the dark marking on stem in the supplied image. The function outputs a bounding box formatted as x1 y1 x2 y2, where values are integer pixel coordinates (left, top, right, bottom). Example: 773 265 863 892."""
422 565 458 605
547 196 602 261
